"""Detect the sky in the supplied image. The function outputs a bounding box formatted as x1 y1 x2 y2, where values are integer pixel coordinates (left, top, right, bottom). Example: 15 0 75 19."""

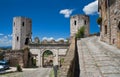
0 0 99 47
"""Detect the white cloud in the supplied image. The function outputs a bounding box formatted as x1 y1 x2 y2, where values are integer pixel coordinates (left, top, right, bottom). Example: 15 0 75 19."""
0 33 4 36
42 37 54 41
98 25 100 27
4 36 8 39
42 37 67 42
56 38 67 42
8 34 12 37
59 9 74 18
0 35 12 47
83 0 98 15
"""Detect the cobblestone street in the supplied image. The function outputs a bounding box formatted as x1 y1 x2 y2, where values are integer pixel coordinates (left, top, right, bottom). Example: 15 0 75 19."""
0 68 51 77
78 36 120 77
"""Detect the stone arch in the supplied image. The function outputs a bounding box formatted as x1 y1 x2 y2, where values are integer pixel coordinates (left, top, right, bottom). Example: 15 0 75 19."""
40 49 58 67
42 50 54 67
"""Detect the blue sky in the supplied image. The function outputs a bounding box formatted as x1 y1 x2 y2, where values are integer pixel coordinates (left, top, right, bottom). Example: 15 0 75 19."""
0 0 99 46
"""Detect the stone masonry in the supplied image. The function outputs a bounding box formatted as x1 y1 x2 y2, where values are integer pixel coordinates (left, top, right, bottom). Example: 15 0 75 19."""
98 0 120 48
4 48 29 67
70 14 90 37
12 17 32 50
78 36 120 77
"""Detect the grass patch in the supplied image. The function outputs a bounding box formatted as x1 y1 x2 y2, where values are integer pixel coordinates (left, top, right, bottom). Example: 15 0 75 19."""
49 68 54 77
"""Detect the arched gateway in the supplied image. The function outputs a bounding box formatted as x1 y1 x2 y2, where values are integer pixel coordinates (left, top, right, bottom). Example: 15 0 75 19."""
29 43 69 67
42 50 53 67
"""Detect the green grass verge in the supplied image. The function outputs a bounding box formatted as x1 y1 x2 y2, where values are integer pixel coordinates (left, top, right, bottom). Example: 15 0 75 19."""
49 69 54 77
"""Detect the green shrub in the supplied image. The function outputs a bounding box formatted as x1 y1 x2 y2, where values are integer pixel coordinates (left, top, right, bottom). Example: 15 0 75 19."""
76 26 85 38
97 17 102 25
16 64 22 72
60 58 64 63
33 59 36 66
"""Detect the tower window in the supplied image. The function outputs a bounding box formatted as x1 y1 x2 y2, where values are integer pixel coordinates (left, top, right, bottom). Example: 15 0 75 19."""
22 22 24 26
25 38 29 45
17 36 19 41
74 20 77 25
84 20 87 25
105 25 107 34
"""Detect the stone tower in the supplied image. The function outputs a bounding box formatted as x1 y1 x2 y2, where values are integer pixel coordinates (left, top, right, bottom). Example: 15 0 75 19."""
70 15 89 37
12 17 32 50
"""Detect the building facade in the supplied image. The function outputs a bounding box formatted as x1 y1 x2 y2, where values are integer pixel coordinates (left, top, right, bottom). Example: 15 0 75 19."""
70 15 90 37
98 0 120 48
12 17 32 50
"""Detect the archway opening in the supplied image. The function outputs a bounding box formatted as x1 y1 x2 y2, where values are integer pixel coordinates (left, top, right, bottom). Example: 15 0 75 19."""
42 50 54 67
25 38 29 45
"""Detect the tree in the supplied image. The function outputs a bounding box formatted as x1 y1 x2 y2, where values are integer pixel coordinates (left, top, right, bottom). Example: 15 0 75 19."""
76 26 85 38
97 17 102 25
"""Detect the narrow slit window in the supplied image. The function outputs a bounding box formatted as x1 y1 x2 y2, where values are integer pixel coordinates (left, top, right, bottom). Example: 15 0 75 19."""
22 22 24 26
74 20 77 25
17 36 19 41
84 20 87 25
118 22 120 30
105 25 107 34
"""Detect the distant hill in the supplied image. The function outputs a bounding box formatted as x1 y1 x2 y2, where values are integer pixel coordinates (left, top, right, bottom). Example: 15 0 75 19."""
0 46 12 50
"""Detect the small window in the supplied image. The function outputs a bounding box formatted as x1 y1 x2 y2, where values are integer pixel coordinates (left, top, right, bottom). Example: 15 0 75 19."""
105 0 107 9
25 38 29 45
113 39 115 44
118 22 120 30
74 20 77 25
105 25 107 34
17 36 19 41
84 20 87 25
22 22 24 26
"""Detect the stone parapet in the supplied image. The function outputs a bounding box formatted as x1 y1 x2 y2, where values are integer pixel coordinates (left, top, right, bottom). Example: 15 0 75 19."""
58 37 80 77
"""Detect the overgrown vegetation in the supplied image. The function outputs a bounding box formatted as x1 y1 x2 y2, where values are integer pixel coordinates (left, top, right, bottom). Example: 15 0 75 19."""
60 58 64 63
43 50 53 57
97 17 102 25
16 64 22 72
49 68 54 77
76 26 85 38
33 59 36 66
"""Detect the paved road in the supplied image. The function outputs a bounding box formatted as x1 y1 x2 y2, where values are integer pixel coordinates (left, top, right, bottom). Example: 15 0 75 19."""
0 68 52 77
77 36 120 77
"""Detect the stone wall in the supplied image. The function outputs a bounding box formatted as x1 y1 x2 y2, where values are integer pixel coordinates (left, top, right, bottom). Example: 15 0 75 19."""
58 37 80 77
3 48 29 67
70 15 90 37
12 17 32 50
99 0 120 48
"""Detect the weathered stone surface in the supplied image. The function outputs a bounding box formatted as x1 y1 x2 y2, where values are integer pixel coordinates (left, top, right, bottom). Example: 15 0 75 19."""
98 0 120 49
58 37 80 77
78 36 120 77
70 15 90 37
12 17 32 50
3 48 29 67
